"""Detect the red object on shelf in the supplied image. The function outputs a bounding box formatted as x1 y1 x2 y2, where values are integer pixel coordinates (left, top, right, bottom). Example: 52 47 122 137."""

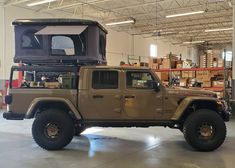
18 63 23 85
156 67 226 72
5 80 20 95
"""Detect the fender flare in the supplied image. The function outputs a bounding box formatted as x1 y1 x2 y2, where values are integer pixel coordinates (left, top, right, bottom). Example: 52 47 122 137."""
25 97 82 119
171 96 218 121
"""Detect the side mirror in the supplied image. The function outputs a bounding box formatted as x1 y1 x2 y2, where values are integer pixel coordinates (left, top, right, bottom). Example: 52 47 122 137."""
153 82 160 92
147 80 160 92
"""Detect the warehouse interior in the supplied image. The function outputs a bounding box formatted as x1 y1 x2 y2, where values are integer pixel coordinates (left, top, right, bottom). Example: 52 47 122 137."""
0 0 235 168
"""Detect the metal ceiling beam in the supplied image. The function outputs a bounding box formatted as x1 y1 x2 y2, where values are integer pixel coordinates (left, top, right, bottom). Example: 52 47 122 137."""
3 0 31 7
39 0 112 11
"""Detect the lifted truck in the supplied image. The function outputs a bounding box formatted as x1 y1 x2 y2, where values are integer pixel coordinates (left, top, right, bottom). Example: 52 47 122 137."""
3 65 230 151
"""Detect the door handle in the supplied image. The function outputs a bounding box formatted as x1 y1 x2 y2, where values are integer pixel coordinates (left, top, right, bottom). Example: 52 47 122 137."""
124 95 135 99
93 95 104 98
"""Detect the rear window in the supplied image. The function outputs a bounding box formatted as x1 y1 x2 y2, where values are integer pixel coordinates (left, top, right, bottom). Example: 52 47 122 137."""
92 71 118 89
10 69 77 89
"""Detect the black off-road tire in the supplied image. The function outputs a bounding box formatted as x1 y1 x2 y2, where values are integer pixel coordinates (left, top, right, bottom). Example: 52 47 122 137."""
32 109 74 150
183 109 226 151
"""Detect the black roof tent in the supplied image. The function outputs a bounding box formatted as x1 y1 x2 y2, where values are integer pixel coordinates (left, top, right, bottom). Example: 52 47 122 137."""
12 18 108 34
13 18 108 65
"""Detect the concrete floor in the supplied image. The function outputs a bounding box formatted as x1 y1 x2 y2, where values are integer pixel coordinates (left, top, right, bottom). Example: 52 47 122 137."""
0 109 234 168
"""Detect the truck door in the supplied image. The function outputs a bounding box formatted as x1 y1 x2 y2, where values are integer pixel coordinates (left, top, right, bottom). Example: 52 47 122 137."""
123 70 163 120
80 69 122 119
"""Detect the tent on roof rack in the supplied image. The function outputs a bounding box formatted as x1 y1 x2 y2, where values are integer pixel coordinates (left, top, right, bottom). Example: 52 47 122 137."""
13 19 107 65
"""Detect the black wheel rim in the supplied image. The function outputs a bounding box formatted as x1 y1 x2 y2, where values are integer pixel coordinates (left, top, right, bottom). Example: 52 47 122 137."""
197 122 215 140
44 123 60 139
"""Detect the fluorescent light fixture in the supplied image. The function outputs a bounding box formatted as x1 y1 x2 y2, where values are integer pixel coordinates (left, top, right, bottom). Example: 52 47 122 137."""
205 28 233 32
105 19 135 26
183 41 205 44
166 11 204 18
27 0 57 7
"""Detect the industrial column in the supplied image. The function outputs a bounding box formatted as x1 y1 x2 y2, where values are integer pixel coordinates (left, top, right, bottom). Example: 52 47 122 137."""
232 0 235 112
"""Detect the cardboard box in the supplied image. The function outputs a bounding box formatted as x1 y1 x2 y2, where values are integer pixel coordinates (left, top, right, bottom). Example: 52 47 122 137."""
173 71 181 76
218 58 224 67
213 50 221 58
207 53 214 68
140 62 149 67
162 81 169 86
162 58 177 69
155 72 169 81
202 76 211 82
202 81 211 87
215 91 224 98
151 63 159 69
159 64 163 69
199 55 207 68
45 82 60 89
176 64 182 69
180 78 188 87
197 71 213 79
152 58 163 64
182 71 195 78
212 80 224 87
162 59 170 69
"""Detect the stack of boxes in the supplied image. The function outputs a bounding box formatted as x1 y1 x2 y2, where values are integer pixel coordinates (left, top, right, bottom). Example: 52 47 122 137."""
200 50 224 68
149 54 180 70
199 55 207 68
150 55 181 83
207 51 214 68
196 71 211 87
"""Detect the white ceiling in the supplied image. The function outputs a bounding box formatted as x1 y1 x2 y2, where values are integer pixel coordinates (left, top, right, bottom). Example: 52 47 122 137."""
1 0 233 46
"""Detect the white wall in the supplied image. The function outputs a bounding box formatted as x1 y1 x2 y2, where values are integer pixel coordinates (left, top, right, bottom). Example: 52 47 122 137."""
0 6 5 80
0 6 188 80
106 32 188 66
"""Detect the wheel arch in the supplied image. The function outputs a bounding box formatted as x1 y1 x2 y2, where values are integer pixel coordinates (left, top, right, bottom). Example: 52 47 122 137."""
25 97 82 120
171 97 218 122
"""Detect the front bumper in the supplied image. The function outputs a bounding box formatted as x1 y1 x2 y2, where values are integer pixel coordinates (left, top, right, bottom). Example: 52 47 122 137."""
3 111 25 120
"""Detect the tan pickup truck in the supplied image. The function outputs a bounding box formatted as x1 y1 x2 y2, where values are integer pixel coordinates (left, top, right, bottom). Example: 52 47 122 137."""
3 65 230 151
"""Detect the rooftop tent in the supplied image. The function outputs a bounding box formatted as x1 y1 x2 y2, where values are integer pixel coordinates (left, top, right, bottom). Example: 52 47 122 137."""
13 19 108 65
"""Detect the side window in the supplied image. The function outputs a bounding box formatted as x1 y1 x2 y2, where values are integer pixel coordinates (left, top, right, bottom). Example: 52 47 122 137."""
92 71 118 89
21 30 42 49
126 71 154 89
51 36 75 56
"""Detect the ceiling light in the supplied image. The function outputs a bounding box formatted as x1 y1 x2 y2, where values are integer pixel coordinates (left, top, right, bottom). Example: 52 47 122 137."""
166 11 204 18
183 41 205 44
27 0 57 7
205 28 233 32
105 19 135 26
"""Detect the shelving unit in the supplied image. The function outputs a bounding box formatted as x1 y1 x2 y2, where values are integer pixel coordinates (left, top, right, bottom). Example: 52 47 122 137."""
156 67 225 72
155 67 232 98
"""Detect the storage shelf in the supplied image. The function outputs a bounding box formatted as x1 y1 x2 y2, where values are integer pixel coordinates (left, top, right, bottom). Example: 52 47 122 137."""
156 67 226 72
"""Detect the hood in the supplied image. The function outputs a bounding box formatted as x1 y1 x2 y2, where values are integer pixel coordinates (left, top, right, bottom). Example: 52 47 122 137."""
166 87 217 98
